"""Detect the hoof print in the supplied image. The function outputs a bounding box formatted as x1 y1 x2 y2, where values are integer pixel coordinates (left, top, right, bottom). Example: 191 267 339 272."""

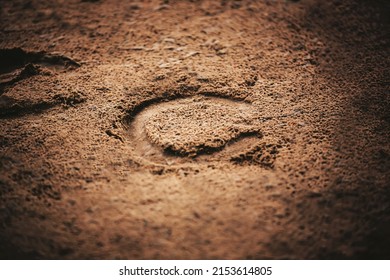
126 94 275 168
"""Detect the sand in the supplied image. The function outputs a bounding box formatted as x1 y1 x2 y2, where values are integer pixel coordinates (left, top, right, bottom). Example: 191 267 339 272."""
0 0 389 259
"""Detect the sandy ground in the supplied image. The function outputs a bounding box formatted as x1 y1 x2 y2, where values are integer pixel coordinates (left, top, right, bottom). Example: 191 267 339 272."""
0 0 389 259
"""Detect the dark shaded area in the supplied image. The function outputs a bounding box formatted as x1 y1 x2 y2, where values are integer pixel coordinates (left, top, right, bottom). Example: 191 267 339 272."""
0 48 80 74
163 131 262 157
0 244 42 260
0 92 85 119
292 0 390 259
0 48 31 74
0 48 80 94
0 99 56 119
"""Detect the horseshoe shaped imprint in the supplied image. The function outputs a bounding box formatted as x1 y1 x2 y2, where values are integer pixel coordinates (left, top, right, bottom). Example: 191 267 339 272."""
127 95 264 165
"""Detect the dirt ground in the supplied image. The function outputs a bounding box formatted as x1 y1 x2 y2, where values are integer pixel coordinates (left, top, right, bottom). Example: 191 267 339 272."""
0 0 389 259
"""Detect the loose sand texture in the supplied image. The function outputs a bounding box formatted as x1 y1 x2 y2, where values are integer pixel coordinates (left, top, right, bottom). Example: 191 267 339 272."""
0 0 389 259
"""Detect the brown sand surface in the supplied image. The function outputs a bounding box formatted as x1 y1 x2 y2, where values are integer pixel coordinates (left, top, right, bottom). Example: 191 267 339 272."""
0 0 389 259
